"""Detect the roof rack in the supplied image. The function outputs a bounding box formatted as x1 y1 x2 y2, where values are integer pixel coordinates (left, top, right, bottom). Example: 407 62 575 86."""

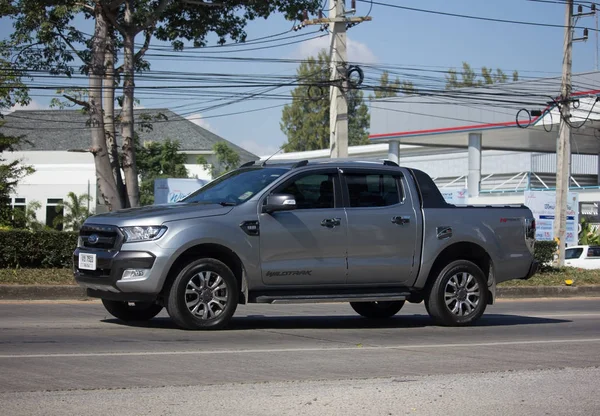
291 160 309 169
239 160 256 168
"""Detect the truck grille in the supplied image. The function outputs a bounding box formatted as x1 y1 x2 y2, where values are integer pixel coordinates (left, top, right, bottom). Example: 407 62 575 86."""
79 224 122 250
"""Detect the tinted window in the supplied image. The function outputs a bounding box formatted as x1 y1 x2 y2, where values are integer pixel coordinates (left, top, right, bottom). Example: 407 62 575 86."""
276 173 335 210
346 173 400 207
183 167 287 205
565 248 583 259
587 247 600 258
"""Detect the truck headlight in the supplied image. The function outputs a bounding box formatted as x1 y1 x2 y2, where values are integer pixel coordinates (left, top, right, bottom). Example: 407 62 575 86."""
121 226 167 243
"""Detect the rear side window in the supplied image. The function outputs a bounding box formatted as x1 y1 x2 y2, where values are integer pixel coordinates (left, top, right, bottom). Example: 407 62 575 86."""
587 247 600 258
345 173 401 207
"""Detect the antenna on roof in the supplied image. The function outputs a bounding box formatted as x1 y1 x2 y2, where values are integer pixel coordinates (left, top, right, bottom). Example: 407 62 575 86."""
261 144 286 166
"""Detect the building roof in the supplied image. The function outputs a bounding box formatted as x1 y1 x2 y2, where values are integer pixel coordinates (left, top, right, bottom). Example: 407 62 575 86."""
369 71 600 155
1 108 258 163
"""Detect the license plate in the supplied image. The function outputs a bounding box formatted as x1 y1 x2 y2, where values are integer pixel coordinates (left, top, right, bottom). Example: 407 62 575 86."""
79 253 97 271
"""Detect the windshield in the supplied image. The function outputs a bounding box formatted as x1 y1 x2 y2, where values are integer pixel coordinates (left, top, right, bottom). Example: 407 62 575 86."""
565 248 583 259
181 167 288 206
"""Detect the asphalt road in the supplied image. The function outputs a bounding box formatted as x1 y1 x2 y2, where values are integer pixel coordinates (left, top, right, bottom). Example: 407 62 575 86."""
1 299 599 415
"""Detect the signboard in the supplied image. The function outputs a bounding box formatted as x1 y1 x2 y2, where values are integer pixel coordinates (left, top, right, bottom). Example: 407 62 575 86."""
154 178 208 205
524 190 579 246
440 188 468 205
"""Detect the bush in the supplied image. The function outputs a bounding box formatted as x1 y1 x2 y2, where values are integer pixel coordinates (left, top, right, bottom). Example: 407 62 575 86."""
534 240 557 272
0 230 78 268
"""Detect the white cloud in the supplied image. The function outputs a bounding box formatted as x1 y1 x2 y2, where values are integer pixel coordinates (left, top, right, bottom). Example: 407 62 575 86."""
293 36 377 64
185 113 217 133
238 140 280 158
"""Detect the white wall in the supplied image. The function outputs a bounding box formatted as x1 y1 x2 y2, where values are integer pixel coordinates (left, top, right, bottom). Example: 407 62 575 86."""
5 151 97 226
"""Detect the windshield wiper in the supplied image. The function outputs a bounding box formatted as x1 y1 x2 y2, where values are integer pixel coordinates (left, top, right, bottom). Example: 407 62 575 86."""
218 201 237 206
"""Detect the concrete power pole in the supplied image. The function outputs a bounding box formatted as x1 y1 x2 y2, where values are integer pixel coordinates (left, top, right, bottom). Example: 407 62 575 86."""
302 1 371 158
554 0 573 267
329 0 348 158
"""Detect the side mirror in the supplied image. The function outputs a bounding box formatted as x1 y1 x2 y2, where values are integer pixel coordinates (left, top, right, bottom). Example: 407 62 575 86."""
263 194 297 214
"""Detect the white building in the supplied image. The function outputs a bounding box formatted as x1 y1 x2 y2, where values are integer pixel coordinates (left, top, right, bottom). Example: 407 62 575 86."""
262 71 600 217
2 109 257 227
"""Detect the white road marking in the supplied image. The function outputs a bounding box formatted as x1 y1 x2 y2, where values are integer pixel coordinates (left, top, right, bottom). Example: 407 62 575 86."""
1 338 600 359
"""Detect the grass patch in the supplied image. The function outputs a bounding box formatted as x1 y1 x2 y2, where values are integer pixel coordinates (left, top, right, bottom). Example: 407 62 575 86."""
0 268 76 285
498 267 600 287
1 267 600 287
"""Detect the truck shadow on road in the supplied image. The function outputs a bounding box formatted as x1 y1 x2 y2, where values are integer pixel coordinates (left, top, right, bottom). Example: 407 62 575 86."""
103 313 569 330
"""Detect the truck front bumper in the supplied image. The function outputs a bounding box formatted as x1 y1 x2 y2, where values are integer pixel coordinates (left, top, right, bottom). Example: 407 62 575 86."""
73 246 174 301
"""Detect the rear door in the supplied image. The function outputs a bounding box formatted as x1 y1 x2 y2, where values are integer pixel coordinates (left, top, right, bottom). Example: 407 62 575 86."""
342 169 418 285
259 168 348 286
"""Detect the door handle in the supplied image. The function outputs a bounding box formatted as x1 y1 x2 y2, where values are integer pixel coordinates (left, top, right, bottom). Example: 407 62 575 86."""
392 216 410 225
321 218 341 228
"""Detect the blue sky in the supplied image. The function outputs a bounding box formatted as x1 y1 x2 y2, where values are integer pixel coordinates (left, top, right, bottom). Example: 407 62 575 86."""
3 0 600 157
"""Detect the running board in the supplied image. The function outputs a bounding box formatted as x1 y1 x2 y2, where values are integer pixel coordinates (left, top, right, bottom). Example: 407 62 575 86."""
254 292 410 304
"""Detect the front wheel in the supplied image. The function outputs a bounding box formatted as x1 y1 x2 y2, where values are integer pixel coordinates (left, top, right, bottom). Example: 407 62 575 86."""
425 260 489 326
101 299 163 322
167 258 239 330
350 301 405 319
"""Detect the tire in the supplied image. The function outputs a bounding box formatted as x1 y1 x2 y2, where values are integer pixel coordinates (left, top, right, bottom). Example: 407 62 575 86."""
350 301 405 319
101 299 163 322
167 258 239 330
425 260 489 326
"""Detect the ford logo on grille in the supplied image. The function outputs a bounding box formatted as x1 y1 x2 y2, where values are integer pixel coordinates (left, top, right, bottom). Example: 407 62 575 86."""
87 234 99 245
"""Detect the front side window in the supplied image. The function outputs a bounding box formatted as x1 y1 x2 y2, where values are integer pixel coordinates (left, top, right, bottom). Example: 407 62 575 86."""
345 173 401 208
182 167 288 206
565 248 583 259
275 173 336 210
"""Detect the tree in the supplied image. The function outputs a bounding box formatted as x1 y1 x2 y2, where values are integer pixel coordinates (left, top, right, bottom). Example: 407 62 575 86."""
5 0 322 210
11 200 45 231
197 142 241 178
53 192 92 231
370 71 415 99
281 50 370 152
0 55 33 227
445 62 519 89
136 139 188 206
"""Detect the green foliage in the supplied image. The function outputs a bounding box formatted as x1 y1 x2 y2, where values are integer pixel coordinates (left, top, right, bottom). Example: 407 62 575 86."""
0 230 78 268
281 50 370 152
445 62 519 89
370 71 415 99
197 142 241 178
136 139 188 205
579 218 600 245
534 240 558 271
12 200 46 231
53 192 92 231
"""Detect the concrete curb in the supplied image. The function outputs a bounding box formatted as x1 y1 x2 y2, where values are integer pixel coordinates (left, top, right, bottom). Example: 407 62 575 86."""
1 285 600 301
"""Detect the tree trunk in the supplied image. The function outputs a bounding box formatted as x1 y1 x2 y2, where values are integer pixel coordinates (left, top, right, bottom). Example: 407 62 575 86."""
120 0 140 207
103 30 128 208
90 5 121 212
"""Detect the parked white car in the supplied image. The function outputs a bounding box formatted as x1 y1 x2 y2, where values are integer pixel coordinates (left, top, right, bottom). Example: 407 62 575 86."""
564 245 600 269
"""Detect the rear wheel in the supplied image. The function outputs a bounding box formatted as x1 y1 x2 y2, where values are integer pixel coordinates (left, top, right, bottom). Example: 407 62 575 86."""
167 258 238 330
350 301 405 319
425 260 488 326
101 299 163 322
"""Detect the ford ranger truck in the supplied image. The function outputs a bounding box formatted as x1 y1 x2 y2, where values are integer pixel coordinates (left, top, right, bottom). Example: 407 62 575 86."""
73 160 538 330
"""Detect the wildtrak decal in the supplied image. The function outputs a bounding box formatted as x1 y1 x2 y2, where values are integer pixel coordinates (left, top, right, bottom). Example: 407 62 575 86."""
266 270 313 277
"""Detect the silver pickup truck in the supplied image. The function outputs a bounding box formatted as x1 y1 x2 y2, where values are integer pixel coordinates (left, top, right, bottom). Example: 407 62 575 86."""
74 159 538 330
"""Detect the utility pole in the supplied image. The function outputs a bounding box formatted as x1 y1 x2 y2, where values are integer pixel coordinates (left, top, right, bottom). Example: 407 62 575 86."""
555 1 594 266
302 1 372 158
554 0 573 267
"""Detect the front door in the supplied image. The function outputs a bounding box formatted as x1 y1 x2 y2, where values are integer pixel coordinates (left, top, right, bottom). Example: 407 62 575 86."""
259 169 347 286
343 170 418 285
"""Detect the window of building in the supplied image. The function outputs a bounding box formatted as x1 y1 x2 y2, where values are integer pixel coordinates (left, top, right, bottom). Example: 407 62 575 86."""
276 173 336 210
12 198 26 228
345 173 401 208
46 198 64 231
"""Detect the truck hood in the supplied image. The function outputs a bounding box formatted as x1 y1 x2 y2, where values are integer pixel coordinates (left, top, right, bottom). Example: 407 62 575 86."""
85 203 234 227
